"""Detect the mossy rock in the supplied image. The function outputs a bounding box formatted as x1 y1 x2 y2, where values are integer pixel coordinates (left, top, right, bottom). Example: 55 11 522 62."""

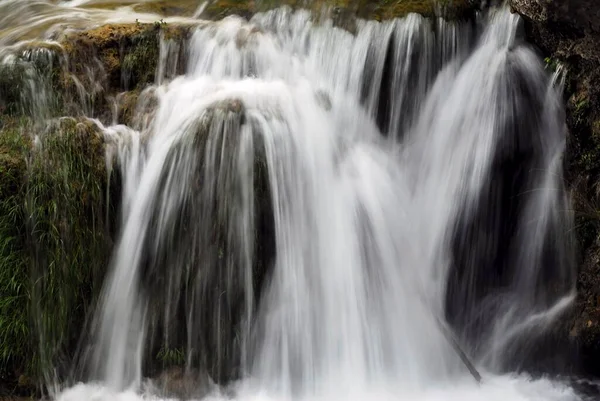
46 1 477 120
113 87 160 129
61 22 192 93
72 0 477 21
0 44 64 118
116 90 141 126
132 0 202 16
200 0 476 22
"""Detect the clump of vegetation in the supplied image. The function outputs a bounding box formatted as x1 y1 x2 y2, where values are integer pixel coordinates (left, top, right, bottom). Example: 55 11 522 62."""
0 118 32 392
0 117 115 391
121 22 164 90
544 56 559 72
28 118 112 381
156 347 185 368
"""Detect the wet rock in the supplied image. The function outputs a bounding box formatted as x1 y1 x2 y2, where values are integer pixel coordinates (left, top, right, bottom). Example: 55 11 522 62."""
137 100 274 385
571 237 600 375
201 0 479 23
132 0 201 17
149 366 212 399
510 0 600 377
61 22 191 92
315 89 332 111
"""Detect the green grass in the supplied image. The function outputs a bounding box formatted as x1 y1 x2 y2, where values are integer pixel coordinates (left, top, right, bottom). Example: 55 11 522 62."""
0 117 113 390
0 120 32 387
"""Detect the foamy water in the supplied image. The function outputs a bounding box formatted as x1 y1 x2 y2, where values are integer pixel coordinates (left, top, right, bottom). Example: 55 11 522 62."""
58 374 582 401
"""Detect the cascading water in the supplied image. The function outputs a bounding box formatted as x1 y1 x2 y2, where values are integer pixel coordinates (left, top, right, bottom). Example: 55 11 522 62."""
0 0 591 400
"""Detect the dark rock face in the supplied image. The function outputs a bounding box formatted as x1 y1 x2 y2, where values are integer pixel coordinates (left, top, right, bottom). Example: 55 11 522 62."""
510 0 600 377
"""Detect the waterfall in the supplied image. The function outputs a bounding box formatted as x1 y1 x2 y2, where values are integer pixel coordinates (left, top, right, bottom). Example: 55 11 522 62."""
71 5 579 400
0 1 588 400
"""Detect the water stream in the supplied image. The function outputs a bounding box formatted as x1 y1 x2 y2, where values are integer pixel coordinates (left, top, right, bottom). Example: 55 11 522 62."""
0 0 591 400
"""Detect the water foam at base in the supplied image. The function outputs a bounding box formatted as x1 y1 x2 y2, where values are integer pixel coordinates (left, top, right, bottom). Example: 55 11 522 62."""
57 374 583 401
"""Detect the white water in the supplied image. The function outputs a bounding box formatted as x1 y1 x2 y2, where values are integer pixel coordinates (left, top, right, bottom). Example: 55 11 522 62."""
0 1 587 400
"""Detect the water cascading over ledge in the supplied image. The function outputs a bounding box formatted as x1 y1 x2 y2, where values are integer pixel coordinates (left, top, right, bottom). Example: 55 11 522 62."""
53 4 581 399
0 1 590 400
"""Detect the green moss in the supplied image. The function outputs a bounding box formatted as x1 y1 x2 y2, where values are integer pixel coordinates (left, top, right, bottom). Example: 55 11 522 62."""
117 90 140 125
121 23 162 89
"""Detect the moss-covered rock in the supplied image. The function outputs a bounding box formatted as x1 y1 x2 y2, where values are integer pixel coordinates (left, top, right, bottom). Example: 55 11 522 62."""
0 44 65 119
62 22 189 92
0 1 477 124
132 0 201 16
115 89 141 126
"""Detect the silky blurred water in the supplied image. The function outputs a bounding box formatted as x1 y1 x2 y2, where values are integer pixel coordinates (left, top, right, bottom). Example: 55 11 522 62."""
0 1 588 400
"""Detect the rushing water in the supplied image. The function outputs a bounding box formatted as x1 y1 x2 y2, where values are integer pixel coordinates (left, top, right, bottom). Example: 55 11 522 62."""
0 0 592 400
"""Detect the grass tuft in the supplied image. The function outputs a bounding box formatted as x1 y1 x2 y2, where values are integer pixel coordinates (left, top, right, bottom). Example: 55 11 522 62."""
0 117 115 391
